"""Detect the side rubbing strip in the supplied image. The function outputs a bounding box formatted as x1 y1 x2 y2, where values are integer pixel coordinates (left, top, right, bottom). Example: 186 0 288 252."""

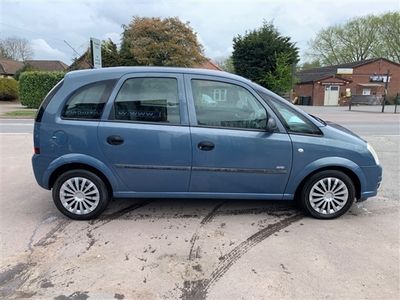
192 166 287 174
115 164 286 174
115 164 191 171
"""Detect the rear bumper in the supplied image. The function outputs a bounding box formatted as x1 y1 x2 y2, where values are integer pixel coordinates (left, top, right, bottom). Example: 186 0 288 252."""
357 164 382 202
32 154 51 190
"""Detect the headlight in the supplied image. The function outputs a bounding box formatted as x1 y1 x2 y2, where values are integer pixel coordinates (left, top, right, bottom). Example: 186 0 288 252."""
367 143 379 165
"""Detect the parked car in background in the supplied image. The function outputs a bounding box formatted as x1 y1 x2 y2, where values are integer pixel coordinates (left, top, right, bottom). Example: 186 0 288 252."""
32 67 382 220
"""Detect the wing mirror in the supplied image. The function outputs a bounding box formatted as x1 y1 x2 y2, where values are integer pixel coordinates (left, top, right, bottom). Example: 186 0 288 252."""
266 117 278 132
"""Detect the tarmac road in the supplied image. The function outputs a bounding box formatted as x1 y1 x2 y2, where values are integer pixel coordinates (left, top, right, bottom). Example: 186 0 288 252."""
0 106 399 299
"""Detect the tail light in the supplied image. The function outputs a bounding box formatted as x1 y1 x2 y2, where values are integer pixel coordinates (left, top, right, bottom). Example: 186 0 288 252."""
34 147 40 154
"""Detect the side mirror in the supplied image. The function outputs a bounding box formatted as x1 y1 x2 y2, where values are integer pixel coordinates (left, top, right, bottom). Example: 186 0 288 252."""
266 117 278 132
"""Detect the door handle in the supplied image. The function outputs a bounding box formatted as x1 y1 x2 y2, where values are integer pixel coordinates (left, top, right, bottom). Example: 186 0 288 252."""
198 141 215 151
107 135 124 145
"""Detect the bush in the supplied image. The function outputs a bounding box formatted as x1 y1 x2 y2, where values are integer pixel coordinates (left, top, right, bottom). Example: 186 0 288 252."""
14 64 38 81
0 77 19 101
19 71 65 108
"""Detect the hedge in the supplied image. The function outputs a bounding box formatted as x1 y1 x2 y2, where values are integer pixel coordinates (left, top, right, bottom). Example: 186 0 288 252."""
19 71 65 108
0 77 19 101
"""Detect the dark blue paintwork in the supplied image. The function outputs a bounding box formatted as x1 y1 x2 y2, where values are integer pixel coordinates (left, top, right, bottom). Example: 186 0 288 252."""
32 67 382 202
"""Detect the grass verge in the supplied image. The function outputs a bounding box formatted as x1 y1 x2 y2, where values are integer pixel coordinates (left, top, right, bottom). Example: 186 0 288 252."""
5 109 37 118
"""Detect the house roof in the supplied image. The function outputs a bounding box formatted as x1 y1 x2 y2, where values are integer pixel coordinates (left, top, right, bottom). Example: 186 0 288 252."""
297 58 399 84
0 59 24 75
195 59 222 71
0 59 69 75
25 60 68 71
69 53 223 71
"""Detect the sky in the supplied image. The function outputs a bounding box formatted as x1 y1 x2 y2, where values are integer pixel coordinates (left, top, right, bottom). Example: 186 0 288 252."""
1 0 399 65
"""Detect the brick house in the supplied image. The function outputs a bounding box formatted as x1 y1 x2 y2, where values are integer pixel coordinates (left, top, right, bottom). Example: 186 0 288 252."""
24 60 68 72
0 59 24 77
294 58 400 106
0 59 68 77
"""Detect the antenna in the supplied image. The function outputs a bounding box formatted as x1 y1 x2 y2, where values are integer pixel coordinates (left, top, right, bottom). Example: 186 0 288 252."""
63 40 82 58
64 39 93 68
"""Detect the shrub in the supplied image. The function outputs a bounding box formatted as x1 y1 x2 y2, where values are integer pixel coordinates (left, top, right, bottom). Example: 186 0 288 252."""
0 77 19 101
14 64 38 81
19 71 65 108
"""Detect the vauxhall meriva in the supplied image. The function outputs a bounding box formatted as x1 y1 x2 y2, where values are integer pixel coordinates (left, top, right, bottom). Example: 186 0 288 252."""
32 67 382 220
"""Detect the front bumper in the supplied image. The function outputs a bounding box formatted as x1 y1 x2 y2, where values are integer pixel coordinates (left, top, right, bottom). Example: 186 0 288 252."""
357 164 382 202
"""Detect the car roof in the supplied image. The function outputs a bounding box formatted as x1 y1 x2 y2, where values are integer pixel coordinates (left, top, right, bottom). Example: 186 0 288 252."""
65 66 251 83
64 66 289 108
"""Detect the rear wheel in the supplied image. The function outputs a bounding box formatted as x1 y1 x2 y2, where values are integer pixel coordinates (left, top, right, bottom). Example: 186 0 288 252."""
52 169 110 220
301 170 355 219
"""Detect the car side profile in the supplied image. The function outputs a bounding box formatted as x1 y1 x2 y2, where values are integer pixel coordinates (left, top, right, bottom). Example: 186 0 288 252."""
32 67 382 220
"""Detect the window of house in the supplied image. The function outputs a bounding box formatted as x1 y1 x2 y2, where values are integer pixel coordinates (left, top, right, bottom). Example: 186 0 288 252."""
213 88 227 102
191 80 267 130
112 77 180 123
362 88 371 96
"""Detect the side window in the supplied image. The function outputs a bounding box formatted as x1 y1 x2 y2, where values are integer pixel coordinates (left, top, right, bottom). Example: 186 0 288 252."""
267 96 321 135
191 80 267 130
62 80 115 120
112 77 180 124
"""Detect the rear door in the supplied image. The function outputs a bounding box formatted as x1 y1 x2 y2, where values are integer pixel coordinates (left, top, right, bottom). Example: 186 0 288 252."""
98 73 192 193
185 75 292 198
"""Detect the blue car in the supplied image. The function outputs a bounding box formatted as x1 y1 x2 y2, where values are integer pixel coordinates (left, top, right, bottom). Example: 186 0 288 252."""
32 67 382 220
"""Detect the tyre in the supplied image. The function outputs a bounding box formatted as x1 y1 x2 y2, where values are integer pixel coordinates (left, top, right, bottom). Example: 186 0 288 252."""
300 170 355 219
52 169 110 220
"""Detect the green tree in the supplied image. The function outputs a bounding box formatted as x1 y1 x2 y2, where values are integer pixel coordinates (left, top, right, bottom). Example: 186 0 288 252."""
371 12 400 62
215 56 235 73
101 39 120 67
232 22 298 87
308 12 400 65
69 39 121 70
120 16 206 67
262 53 296 96
299 59 321 71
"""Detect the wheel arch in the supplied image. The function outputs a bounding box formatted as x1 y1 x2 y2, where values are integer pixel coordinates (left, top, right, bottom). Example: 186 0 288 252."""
49 163 113 196
294 166 361 201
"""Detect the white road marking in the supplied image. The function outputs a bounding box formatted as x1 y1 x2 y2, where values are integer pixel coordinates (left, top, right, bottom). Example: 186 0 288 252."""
0 133 32 135
0 123 33 126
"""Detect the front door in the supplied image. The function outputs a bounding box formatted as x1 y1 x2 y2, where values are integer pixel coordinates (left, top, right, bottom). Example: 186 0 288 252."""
324 85 339 105
98 73 192 193
185 76 292 198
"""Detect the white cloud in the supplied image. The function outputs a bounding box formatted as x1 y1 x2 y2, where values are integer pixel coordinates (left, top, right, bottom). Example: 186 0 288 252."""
1 0 398 64
30 39 69 62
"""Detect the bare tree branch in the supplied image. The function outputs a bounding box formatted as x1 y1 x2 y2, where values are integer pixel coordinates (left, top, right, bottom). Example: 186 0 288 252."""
0 37 33 61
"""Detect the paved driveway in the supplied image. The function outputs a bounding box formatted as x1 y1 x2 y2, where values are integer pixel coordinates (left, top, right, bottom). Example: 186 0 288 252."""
0 106 399 299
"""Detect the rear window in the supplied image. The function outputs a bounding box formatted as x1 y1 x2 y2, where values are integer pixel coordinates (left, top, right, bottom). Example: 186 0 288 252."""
62 80 116 120
35 79 64 122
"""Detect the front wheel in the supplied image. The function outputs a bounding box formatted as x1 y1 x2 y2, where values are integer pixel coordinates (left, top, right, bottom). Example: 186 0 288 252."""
52 169 110 220
301 170 355 219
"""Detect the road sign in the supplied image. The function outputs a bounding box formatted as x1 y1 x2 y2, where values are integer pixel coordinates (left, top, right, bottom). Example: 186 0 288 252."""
90 38 102 69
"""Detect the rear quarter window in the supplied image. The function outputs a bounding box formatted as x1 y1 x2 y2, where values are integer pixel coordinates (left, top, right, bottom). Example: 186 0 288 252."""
62 80 116 120
35 79 64 122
